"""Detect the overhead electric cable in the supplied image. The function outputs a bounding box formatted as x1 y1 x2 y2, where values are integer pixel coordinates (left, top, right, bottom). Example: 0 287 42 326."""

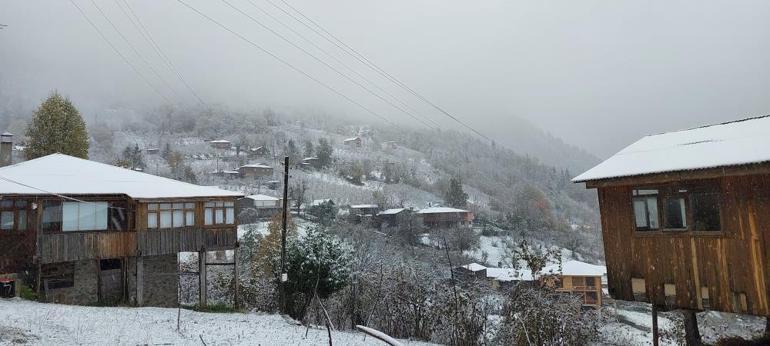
68 0 172 104
175 0 394 125
221 0 436 129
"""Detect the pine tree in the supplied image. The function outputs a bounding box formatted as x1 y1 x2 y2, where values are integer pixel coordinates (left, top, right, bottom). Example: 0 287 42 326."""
285 139 300 164
303 140 314 158
25 92 89 159
316 138 333 167
444 176 469 208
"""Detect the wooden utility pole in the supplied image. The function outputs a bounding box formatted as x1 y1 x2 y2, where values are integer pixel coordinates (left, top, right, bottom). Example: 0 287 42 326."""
683 310 702 346
651 304 659 346
279 156 289 312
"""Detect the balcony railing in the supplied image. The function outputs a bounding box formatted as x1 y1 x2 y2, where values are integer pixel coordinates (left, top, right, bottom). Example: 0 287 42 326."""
39 228 237 263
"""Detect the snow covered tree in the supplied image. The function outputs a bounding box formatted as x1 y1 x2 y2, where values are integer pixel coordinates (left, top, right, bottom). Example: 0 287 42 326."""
25 92 89 159
252 213 296 277
316 138 333 167
444 177 468 208
303 139 314 158
285 139 300 165
283 227 351 319
116 144 145 170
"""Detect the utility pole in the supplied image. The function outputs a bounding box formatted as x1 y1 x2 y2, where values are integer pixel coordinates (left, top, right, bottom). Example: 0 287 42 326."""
279 156 289 312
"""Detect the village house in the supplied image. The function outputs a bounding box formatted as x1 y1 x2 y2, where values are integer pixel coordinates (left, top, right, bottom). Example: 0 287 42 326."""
209 139 232 150
248 146 268 157
0 153 242 308
238 163 273 179
417 207 474 229
574 116 770 332
237 194 284 219
301 157 320 169
376 207 411 228
550 260 607 309
343 136 362 148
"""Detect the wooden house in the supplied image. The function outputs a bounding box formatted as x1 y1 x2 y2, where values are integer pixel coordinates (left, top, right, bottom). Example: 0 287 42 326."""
237 194 283 219
417 207 474 229
377 208 411 228
248 146 268 157
549 260 606 309
209 139 232 150
238 163 273 179
343 136 362 148
574 115 770 317
0 153 242 307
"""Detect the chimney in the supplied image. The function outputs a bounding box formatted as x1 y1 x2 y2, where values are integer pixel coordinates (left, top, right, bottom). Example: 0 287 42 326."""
0 132 13 167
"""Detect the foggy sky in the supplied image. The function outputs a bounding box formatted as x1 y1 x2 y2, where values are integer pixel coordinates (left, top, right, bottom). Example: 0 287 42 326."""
1 0 769 158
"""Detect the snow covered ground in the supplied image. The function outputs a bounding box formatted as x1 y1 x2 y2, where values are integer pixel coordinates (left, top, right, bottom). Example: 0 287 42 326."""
0 298 433 346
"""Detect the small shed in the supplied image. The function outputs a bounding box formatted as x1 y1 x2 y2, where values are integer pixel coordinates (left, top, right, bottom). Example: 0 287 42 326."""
209 139 232 149
343 137 362 148
417 207 474 229
238 164 273 178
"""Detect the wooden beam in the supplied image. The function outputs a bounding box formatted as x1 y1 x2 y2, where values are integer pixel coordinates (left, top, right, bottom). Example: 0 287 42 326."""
583 163 770 188
651 304 659 346
199 249 207 308
136 256 144 306
234 245 239 310
682 310 702 346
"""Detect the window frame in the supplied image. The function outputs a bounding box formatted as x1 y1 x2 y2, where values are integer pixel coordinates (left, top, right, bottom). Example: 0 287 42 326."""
204 200 235 226
630 182 723 235
146 202 196 230
0 199 29 233
632 189 660 231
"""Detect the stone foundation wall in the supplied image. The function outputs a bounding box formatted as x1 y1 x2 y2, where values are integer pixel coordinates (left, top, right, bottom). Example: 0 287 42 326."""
141 254 179 307
43 260 98 305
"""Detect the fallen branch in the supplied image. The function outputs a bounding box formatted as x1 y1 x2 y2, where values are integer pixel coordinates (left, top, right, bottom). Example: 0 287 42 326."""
355 325 403 346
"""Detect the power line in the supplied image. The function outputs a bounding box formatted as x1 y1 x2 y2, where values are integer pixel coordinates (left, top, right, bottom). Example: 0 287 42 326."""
269 0 492 142
174 0 394 125
115 0 207 107
0 175 129 211
221 0 436 129
88 0 180 101
243 0 441 128
68 0 172 104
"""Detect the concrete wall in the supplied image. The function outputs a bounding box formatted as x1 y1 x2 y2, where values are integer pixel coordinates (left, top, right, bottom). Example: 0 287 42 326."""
140 254 179 307
43 260 98 305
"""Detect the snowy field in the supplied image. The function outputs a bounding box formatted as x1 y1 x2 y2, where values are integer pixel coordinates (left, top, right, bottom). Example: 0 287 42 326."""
0 299 433 346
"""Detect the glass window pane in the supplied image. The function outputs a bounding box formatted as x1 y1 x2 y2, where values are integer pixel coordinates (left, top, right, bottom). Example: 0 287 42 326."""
17 211 26 231
216 201 224 207
224 201 234 207
692 192 720 231
1 211 13 230
215 209 224 224
160 203 172 209
62 202 79 231
173 203 185 209
15 200 27 208
204 208 213 225
42 201 62 232
647 197 659 229
147 212 158 228
226 207 234 224
160 211 172 228
185 203 195 209
664 197 686 229
633 199 648 229
205 202 216 207
0 200 13 208
173 210 184 227
148 203 158 211
185 211 195 226
78 203 98 231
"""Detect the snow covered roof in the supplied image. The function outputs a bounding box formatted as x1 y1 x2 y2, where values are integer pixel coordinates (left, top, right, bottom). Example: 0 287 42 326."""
240 164 272 169
574 116 770 182
343 137 360 142
378 208 406 216
486 267 534 282
210 139 230 143
544 260 606 277
417 207 469 214
461 263 486 272
0 153 243 199
246 194 279 201
350 204 378 209
310 199 332 206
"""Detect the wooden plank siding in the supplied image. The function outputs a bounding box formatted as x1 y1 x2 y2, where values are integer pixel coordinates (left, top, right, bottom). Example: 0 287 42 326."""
597 174 770 316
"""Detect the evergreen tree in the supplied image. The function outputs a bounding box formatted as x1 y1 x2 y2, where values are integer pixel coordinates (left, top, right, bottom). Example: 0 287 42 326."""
444 176 469 208
316 138 333 167
117 144 145 170
25 92 89 159
285 139 300 164
303 140 314 158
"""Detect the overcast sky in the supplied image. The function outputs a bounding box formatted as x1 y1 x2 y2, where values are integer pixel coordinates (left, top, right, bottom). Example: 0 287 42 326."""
1 0 769 157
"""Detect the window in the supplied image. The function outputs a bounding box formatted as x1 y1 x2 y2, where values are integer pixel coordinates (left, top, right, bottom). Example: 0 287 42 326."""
585 276 596 288
204 201 235 225
691 191 720 231
0 200 29 233
42 201 62 232
572 276 585 287
632 189 659 230
62 202 109 232
147 202 195 229
663 196 687 229
108 202 128 231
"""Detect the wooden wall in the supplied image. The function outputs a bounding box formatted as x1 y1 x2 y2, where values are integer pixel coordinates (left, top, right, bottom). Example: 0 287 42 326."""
598 174 770 316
